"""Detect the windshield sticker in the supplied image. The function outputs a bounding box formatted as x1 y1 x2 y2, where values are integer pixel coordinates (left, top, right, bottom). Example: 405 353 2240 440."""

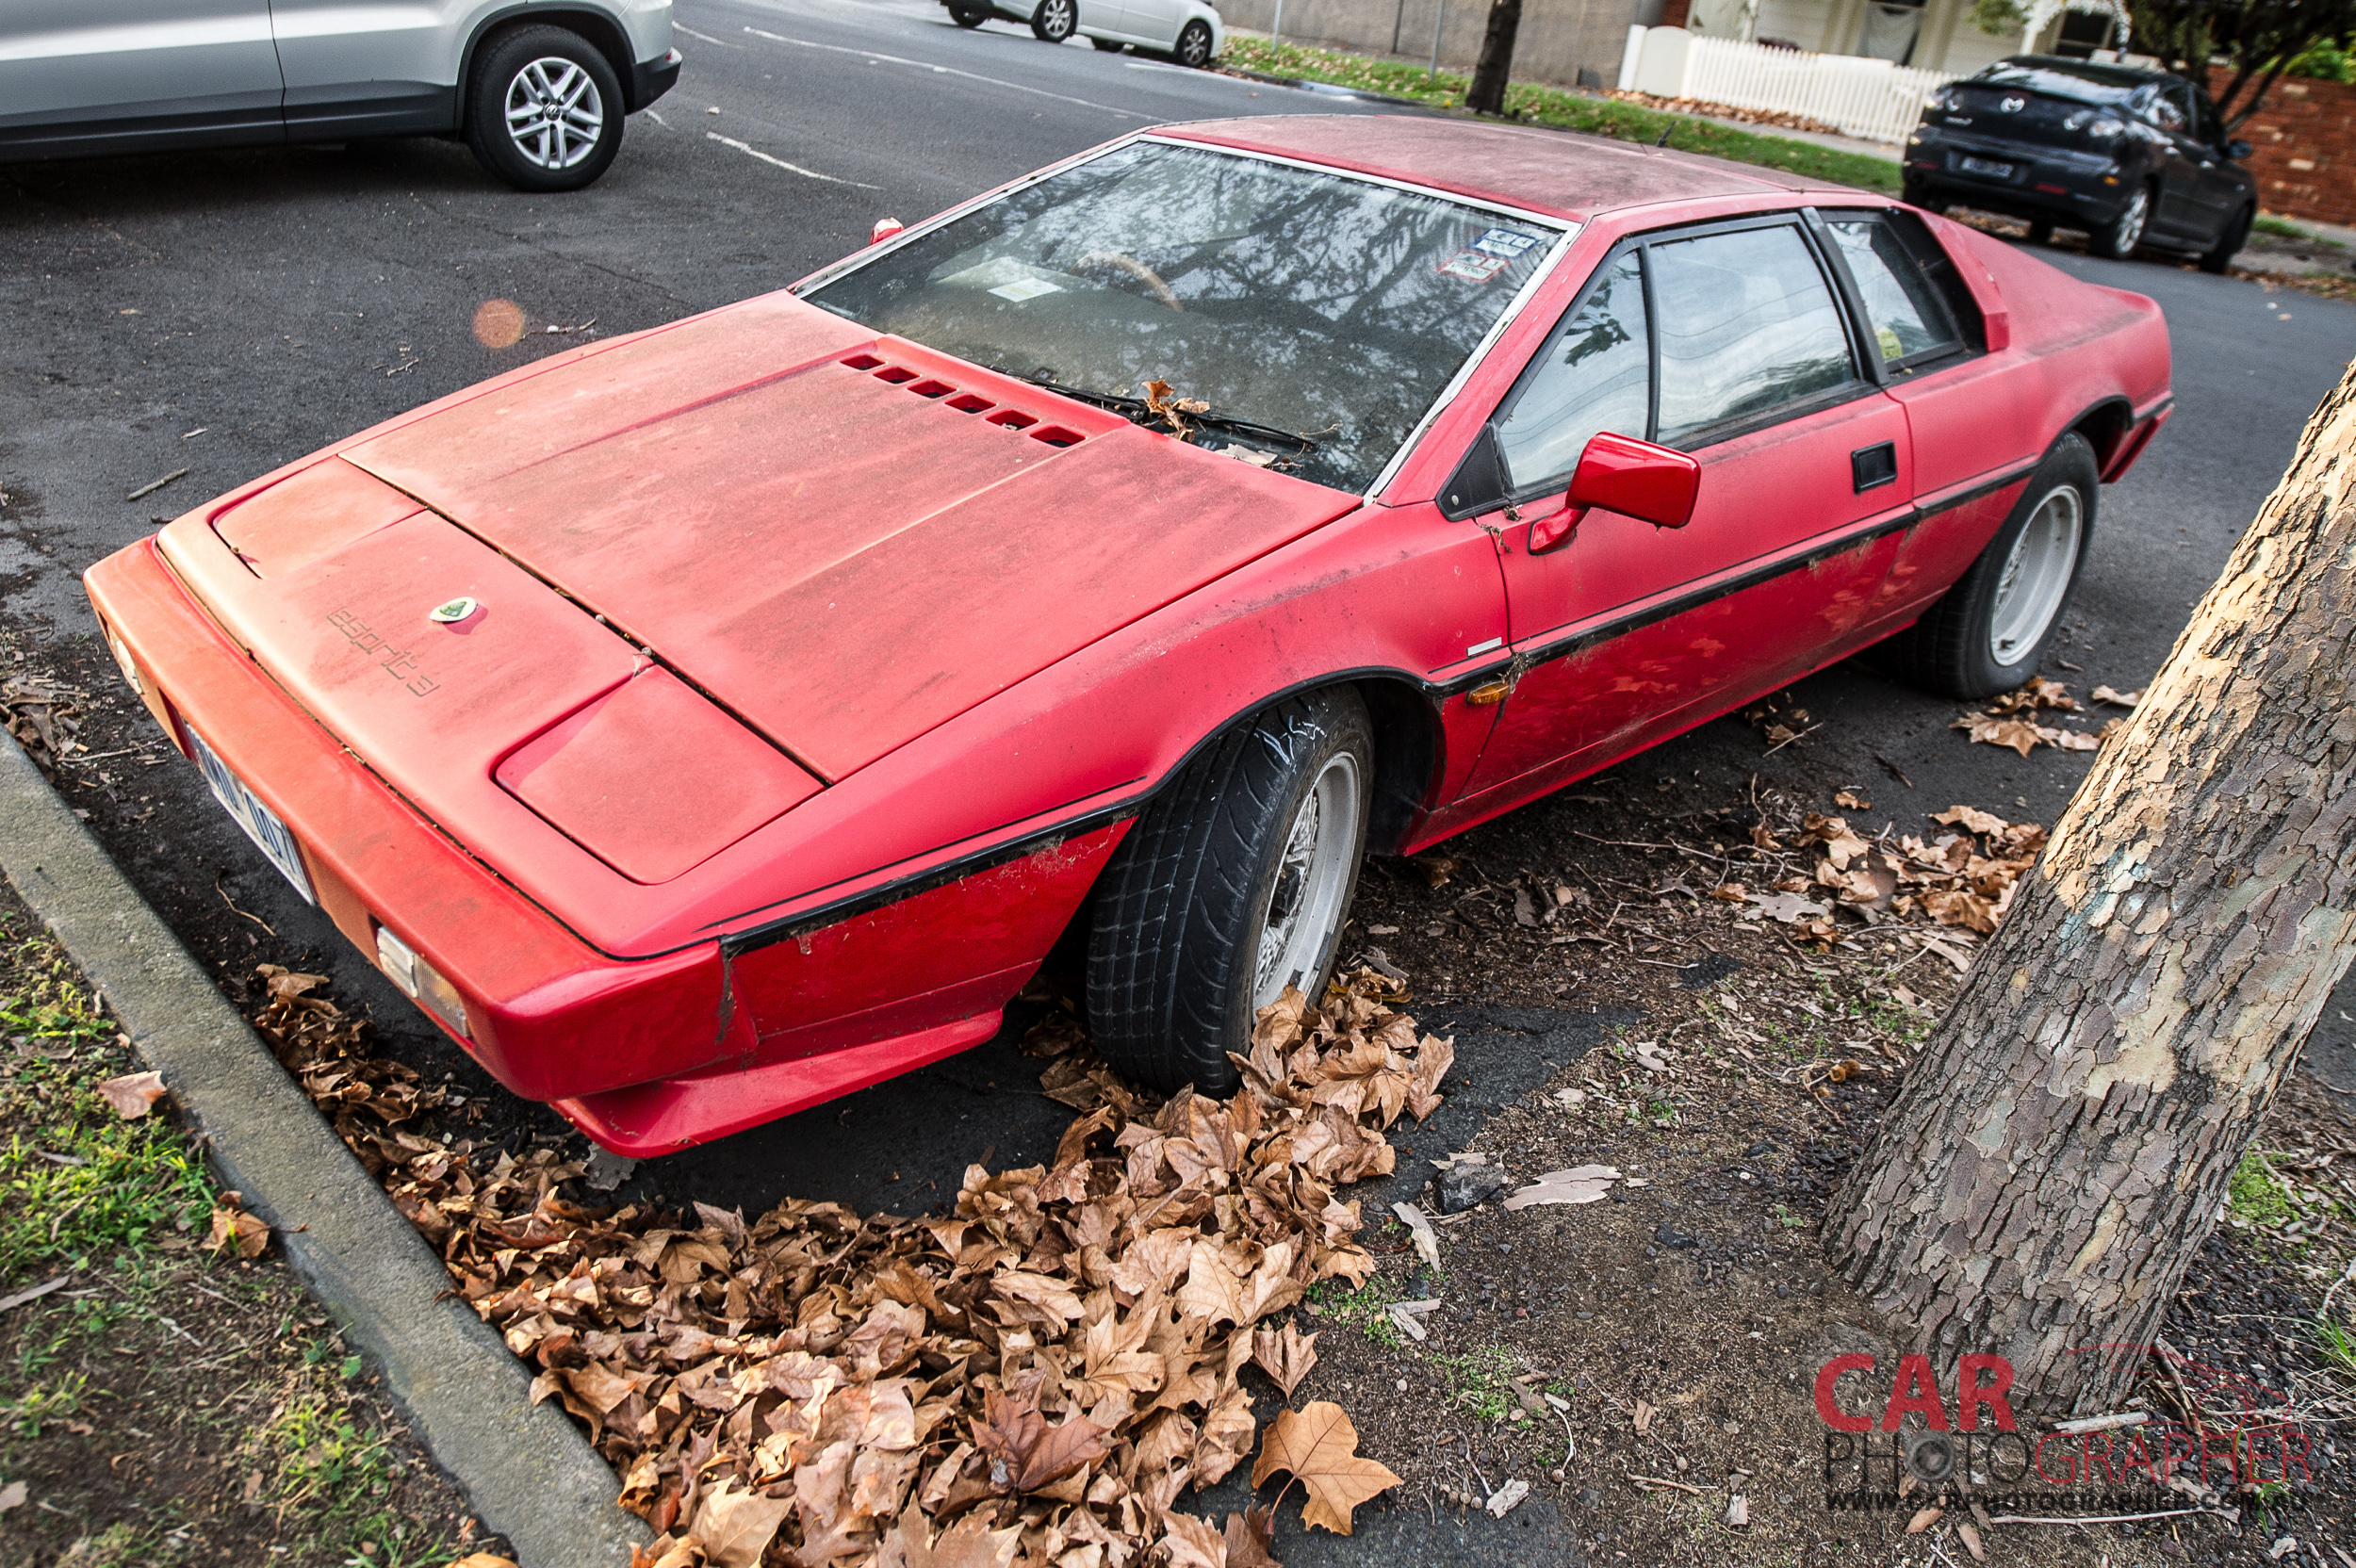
1437 251 1513 283
1471 227 1541 258
988 276 1065 302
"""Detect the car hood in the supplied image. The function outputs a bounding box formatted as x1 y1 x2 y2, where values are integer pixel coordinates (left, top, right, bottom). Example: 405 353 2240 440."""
169 294 1359 890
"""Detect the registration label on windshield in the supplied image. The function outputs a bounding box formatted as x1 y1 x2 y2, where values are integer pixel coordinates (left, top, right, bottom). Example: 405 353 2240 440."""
1471 227 1540 258
1437 251 1513 283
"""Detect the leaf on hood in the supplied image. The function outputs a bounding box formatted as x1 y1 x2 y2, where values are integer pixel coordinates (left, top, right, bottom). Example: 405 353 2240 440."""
1502 1165 1619 1210
973 1388 1110 1494
688 1479 793 1568
876 1501 1022 1568
1251 1322 1319 1396
95 1070 166 1119
1249 1401 1402 1535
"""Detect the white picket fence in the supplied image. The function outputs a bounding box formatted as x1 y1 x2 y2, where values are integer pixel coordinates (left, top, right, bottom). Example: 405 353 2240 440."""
1620 26 1957 147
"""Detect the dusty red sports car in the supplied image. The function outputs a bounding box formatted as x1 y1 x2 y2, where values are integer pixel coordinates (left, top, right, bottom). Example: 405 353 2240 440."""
88 117 2169 1154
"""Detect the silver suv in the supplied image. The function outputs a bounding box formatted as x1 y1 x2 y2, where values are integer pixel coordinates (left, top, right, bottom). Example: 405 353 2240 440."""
0 1 679 191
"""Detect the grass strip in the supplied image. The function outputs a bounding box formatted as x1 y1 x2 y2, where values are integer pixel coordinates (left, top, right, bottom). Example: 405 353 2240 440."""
1219 36 1904 193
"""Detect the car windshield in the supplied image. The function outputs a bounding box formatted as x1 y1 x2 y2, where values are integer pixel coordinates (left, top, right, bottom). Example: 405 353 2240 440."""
1973 57 2153 106
799 138 1564 493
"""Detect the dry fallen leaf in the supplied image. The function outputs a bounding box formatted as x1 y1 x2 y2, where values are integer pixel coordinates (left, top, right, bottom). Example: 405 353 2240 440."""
1161 1511 1227 1568
0 1479 25 1513
1906 1504 1944 1533
205 1195 270 1259
1412 855 1457 890
95 1070 166 1119
2090 684 2141 708
1833 789 1871 810
1726 1494 1748 1527
1224 1503 1282 1568
690 1478 794 1568
1956 1519 1987 1561
1632 1400 1657 1434
1251 1322 1320 1397
1250 1401 1402 1535
973 1388 1111 1494
1502 1166 1619 1210
1390 1201 1441 1271
876 1502 1022 1568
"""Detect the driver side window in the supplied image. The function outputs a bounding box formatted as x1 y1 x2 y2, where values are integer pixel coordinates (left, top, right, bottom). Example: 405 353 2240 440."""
1495 252 1650 494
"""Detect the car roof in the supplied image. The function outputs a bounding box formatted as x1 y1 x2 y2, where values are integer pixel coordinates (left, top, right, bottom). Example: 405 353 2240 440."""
1157 114 1849 222
1983 54 2182 90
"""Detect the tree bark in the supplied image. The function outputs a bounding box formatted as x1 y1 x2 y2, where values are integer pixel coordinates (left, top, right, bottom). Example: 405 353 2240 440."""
1466 0 1524 117
1824 364 2356 1413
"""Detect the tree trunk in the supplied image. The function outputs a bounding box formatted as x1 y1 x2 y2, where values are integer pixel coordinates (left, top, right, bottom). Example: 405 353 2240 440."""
1824 365 2356 1413
1466 0 1524 117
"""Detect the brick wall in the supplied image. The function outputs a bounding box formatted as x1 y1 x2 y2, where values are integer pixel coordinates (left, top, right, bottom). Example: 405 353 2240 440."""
2211 69 2356 228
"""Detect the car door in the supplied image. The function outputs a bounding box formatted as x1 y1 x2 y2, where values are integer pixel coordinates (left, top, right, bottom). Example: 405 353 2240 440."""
2144 81 2212 237
1453 215 1912 808
1112 0 1185 46
0 0 284 154
268 0 470 138
2185 86 2251 236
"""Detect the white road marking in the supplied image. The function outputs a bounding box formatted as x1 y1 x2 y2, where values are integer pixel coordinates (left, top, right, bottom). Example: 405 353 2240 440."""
674 23 738 46
740 24 1150 118
705 130 881 187
646 108 667 124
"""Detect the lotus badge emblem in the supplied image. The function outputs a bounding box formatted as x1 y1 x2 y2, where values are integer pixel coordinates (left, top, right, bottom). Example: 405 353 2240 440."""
428 596 481 624
2000 95 2025 112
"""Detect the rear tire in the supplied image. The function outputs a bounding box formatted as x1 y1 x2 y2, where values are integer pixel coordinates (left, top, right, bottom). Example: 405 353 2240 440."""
2026 218 2053 245
950 6 988 25
1174 19 1214 67
1031 0 1076 41
1870 433 2097 700
2090 184 2151 260
465 25 623 193
1087 689 1373 1096
2200 203 2253 274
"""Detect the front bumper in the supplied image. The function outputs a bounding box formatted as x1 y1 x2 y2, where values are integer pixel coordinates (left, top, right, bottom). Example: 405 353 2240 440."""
84 536 746 1107
1904 125 2133 225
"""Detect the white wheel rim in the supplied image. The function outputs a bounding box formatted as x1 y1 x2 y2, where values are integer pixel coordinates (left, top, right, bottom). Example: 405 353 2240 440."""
2114 188 2147 252
1043 0 1072 31
504 57 605 171
1988 483 2083 668
1252 753 1362 1010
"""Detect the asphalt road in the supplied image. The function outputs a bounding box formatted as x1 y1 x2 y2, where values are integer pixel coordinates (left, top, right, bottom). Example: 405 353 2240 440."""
4 8 2356 1550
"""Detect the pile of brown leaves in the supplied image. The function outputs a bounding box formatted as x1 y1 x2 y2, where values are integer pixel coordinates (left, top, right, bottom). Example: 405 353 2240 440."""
1949 677 2132 758
1721 805 2048 940
247 967 1448 1567
1 676 85 774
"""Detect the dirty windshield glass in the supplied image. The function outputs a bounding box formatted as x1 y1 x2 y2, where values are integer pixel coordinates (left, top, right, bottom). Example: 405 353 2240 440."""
800 139 1563 493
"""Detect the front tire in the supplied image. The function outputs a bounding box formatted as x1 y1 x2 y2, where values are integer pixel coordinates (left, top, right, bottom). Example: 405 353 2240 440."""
1088 689 1373 1095
1872 433 2098 699
2200 203 2253 274
951 6 989 25
1174 19 1214 67
2090 184 2151 260
466 25 623 192
1031 0 1076 41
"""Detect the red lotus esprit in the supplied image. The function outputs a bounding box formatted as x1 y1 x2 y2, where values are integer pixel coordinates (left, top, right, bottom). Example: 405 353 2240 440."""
87 117 2168 1155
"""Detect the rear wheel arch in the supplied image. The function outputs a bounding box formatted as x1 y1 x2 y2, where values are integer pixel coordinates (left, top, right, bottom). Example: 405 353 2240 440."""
2066 396 2136 478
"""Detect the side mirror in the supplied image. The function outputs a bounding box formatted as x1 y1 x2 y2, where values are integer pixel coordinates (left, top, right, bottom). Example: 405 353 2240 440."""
2225 139 2252 159
871 218 906 245
1530 433 1700 550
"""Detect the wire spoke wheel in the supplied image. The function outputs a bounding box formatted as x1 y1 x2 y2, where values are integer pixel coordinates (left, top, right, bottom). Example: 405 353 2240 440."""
1988 482 2084 668
1252 751 1362 1010
504 57 605 172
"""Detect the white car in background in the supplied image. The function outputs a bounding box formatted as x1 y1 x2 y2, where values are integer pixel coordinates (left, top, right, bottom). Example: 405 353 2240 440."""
944 0 1223 68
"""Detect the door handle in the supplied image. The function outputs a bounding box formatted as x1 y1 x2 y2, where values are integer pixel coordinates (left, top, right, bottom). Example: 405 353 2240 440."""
1852 441 1899 494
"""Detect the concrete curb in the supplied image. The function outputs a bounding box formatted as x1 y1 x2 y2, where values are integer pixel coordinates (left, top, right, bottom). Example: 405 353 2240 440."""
0 734 647 1568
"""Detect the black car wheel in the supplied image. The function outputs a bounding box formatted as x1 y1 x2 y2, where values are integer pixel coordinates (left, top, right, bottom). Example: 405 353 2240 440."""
1871 433 2097 699
1900 179 1946 216
2026 218 2053 245
2090 184 2151 260
1087 688 1373 1095
1174 19 1213 67
466 25 624 192
1031 0 1076 41
950 6 988 25
2200 203 2254 274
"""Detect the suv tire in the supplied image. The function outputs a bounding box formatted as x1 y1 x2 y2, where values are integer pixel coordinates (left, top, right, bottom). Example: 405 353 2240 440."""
1031 0 1076 41
466 25 624 192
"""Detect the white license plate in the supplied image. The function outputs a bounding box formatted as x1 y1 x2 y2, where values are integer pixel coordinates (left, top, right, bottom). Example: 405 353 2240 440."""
1958 155 2014 178
188 729 316 904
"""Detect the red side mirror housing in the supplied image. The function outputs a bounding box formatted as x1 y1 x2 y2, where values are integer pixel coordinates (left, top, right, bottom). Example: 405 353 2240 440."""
1567 432 1700 528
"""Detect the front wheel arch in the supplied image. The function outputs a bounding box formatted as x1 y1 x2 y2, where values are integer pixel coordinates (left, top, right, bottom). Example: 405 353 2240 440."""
456 8 636 131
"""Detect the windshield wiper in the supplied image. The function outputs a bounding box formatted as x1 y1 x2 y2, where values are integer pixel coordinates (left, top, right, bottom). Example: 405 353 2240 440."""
1016 372 1320 453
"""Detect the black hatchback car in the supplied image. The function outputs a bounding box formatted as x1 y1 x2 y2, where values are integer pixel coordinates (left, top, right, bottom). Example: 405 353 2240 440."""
1902 56 2256 271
